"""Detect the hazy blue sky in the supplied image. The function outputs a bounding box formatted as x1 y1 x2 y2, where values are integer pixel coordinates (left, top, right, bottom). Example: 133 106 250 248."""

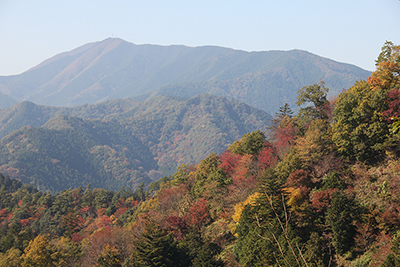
0 0 399 75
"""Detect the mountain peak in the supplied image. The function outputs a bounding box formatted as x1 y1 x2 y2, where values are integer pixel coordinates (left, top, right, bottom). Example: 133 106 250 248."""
0 40 371 113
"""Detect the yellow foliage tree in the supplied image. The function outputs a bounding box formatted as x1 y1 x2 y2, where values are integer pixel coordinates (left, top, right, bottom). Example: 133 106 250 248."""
368 41 400 91
0 248 22 267
230 192 261 235
284 187 303 209
20 235 76 267
295 119 330 166
21 235 53 267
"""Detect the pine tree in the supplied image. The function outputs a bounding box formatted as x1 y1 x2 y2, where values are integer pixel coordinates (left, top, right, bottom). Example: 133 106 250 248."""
133 222 190 267
268 103 294 134
326 191 357 255
235 171 305 266
192 242 224 267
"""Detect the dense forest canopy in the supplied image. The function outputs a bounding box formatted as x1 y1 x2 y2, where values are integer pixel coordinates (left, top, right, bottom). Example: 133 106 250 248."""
0 42 399 266
0 94 271 192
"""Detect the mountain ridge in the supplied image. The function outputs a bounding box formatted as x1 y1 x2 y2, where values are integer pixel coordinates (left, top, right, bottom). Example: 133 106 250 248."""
0 93 272 192
0 38 370 113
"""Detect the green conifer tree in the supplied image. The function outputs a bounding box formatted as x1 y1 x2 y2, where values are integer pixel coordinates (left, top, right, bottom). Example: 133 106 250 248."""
133 222 190 267
326 191 357 255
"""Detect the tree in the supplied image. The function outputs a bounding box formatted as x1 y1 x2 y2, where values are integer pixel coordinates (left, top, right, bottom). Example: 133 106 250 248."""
382 231 400 267
365 41 400 157
0 248 22 267
192 153 230 198
390 117 400 134
273 147 303 183
60 209 85 237
332 80 389 162
285 169 313 194
171 164 191 185
234 192 305 266
326 191 358 255
228 130 266 156
381 90 400 122
133 221 190 267
21 235 54 267
295 119 331 166
375 41 397 66
185 198 211 231
303 232 328 267
369 41 400 91
296 81 330 125
258 142 278 171
268 103 294 134
97 244 123 267
273 116 299 157
233 169 309 266
192 242 224 267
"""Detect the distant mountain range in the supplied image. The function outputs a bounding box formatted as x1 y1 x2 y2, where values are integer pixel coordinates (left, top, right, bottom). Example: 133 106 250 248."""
0 94 271 192
0 38 371 114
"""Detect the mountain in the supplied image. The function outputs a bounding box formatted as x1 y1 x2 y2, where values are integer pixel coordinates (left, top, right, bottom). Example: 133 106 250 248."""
0 38 370 114
0 94 271 192
115 94 272 173
0 115 157 193
0 92 17 109
0 41 398 267
0 99 141 140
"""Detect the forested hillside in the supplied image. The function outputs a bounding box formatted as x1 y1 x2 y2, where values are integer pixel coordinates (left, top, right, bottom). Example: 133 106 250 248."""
0 94 271 192
0 38 370 114
0 42 398 267
0 115 157 193
0 98 141 140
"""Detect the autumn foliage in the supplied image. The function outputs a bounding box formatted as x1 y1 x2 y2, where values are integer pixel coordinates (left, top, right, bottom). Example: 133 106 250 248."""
0 41 399 266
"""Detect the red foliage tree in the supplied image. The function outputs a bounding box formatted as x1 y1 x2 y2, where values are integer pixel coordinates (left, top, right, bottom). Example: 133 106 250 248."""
218 150 241 176
309 188 337 212
130 200 139 207
274 120 298 156
186 198 211 230
378 205 400 232
0 208 8 220
61 212 85 236
114 207 128 218
258 142 278 171
382 89 400 122
80 227 131 267
20 218 30 227
166 215 188 240
230 154 252 182
71 232 85 242
156 185 187 213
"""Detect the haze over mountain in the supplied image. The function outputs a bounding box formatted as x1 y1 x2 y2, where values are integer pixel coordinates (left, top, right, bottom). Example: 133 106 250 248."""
0 38 370 114
0 94 271 192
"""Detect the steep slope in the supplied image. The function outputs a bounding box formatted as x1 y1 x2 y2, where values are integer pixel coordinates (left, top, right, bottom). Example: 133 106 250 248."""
0 101 71 139
0 99 141 139
0 38 370 113
116 94 272 173
0 94 271 191
0 41 98 105
149 50 368 113
0 115 157 193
